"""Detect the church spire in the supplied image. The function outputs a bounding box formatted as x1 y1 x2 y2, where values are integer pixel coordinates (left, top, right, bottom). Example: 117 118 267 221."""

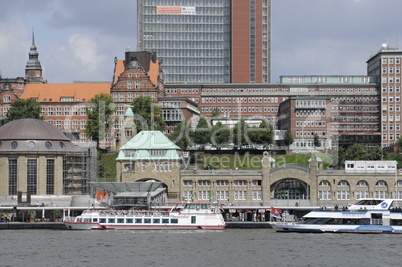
25 29 43 83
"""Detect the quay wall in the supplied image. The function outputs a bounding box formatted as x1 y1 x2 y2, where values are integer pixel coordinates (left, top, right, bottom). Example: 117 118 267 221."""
0 222 67 230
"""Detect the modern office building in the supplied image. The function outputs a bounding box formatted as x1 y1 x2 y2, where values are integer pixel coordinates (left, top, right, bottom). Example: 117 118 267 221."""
137 0 271 84
367 44 402 148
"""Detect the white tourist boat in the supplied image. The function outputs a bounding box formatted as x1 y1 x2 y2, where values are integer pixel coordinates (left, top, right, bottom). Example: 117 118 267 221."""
270 199 402 233
64 203 226 230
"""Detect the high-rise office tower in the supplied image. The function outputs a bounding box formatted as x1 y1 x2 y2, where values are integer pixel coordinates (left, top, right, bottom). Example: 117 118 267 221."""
367 44 402 148
137 0 271 85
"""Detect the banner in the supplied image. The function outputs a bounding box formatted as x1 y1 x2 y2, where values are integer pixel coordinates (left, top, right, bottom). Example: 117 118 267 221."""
270 207 282 218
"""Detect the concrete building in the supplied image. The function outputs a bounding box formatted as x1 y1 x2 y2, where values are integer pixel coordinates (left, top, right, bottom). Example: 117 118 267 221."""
0 119 97 202
137 0 271 84
114 130 402 206
367 44 402 148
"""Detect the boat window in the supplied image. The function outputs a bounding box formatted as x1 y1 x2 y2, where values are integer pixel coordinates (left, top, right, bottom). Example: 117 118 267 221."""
84 218 91 222
126 218 133 223
117 218 124 224
99 218 106 223
144 219 151 224
191 216 196 224
201 204 208 209
187 204 195 209
196 204 200 210
162 219 169 224
171 219 178 224
92 218 98 222
77 218 82 222
135 219 142 223
108 218 115 223
153 219 160 224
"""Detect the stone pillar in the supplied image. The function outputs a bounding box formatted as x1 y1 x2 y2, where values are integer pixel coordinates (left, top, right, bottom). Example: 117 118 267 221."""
37 156 47 195
308 154 319 206
18 156 27 193
261 151 271 205
54 156 64 195
0 157 8 195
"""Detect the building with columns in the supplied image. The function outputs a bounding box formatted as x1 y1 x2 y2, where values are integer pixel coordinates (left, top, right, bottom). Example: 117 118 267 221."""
114 131 402 207
0 119 97 199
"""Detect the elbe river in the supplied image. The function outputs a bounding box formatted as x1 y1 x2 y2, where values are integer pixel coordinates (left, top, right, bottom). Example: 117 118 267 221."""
0 229 400 267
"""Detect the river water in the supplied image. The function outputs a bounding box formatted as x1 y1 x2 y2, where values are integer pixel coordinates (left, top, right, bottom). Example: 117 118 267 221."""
0 229 401 267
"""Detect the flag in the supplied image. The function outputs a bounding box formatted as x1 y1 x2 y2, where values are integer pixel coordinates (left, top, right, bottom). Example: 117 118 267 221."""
271 207 282 219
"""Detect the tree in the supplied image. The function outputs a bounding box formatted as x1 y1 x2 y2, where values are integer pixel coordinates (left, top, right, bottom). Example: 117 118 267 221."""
211 107 220 118
192 116 211 145
211 122 230 146
313 134 321 148
397 136 402 151
5 98 43 123
249 120 274 146
284 130 294 147
131 96 165 132
232 119 249 147
169 120 193 150
344 144 368 161
85 93 114 148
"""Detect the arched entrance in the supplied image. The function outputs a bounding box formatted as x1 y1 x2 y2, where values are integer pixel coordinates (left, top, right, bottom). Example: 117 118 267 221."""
272 178 310 200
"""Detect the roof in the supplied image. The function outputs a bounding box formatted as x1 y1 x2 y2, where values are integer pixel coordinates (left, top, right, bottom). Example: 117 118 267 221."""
0 119 69 141
148 59 160 86
21 83 111 102
116 131 182 161
113 60 125 84
89 182 164 193
124 107 134 117
0 119 88 153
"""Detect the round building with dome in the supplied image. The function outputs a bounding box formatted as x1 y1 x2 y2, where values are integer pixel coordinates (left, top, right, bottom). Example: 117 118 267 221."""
0 119 97 200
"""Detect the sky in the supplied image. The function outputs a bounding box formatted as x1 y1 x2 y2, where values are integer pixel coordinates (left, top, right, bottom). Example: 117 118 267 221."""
0 0 402 84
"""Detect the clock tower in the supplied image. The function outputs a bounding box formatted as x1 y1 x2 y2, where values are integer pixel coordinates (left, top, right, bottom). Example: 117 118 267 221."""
25 31 44 83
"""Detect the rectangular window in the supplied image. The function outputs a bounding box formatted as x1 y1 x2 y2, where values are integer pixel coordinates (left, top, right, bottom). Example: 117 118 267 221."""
46 159 55 194
8 159 17 195
27 159 37 194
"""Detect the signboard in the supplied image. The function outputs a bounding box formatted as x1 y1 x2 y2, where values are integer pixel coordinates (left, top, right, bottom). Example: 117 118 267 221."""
157 6 196 15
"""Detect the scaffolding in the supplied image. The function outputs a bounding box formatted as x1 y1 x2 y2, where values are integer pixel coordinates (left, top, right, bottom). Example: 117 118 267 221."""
63 142 97 196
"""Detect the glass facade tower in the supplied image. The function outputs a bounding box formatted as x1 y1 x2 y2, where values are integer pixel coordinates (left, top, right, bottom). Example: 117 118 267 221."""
138 0 271 85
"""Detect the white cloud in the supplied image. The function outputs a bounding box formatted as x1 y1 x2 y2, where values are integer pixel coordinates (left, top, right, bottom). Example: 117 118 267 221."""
68 33 106 72
0 21 30 78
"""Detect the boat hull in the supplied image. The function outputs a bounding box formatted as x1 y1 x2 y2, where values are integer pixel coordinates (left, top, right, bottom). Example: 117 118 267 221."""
64 221 225 230
270 222 402 234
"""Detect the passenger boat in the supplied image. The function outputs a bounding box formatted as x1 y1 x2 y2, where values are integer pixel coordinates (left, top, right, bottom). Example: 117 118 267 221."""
64 203 226 230
270 199 402 233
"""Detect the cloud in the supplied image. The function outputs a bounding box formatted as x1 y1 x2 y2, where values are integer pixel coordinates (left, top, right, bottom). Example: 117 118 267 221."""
68 33 106 72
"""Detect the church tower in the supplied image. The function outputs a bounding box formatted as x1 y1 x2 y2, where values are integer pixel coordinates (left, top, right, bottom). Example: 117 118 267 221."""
25 31 44 83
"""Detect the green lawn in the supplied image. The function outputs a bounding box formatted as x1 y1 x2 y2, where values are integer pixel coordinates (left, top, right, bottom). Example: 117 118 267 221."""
98 153 117 181
194 153 332 170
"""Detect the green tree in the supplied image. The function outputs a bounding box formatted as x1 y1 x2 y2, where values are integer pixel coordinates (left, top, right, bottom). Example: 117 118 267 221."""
344 144 368 161
211 122 230 146
313 134 321 148
192 116 211 145
211 107 220 118
284 130 294 147
233 119 249 146
5 98 43 123
249 120 274 146
169 120 193 150
397 136 402 151
85 93 114 148
131 96 165 132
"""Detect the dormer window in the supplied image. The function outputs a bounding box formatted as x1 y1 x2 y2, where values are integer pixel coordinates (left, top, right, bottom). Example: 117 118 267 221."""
123 149 136 157
150 150 167 156
61 97 74 102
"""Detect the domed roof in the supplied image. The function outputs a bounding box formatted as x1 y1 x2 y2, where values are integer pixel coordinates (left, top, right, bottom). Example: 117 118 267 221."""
0 119 70 141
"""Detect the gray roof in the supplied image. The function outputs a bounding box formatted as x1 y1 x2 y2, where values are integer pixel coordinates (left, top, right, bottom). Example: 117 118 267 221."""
89 182 164 193
0 119 69 141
